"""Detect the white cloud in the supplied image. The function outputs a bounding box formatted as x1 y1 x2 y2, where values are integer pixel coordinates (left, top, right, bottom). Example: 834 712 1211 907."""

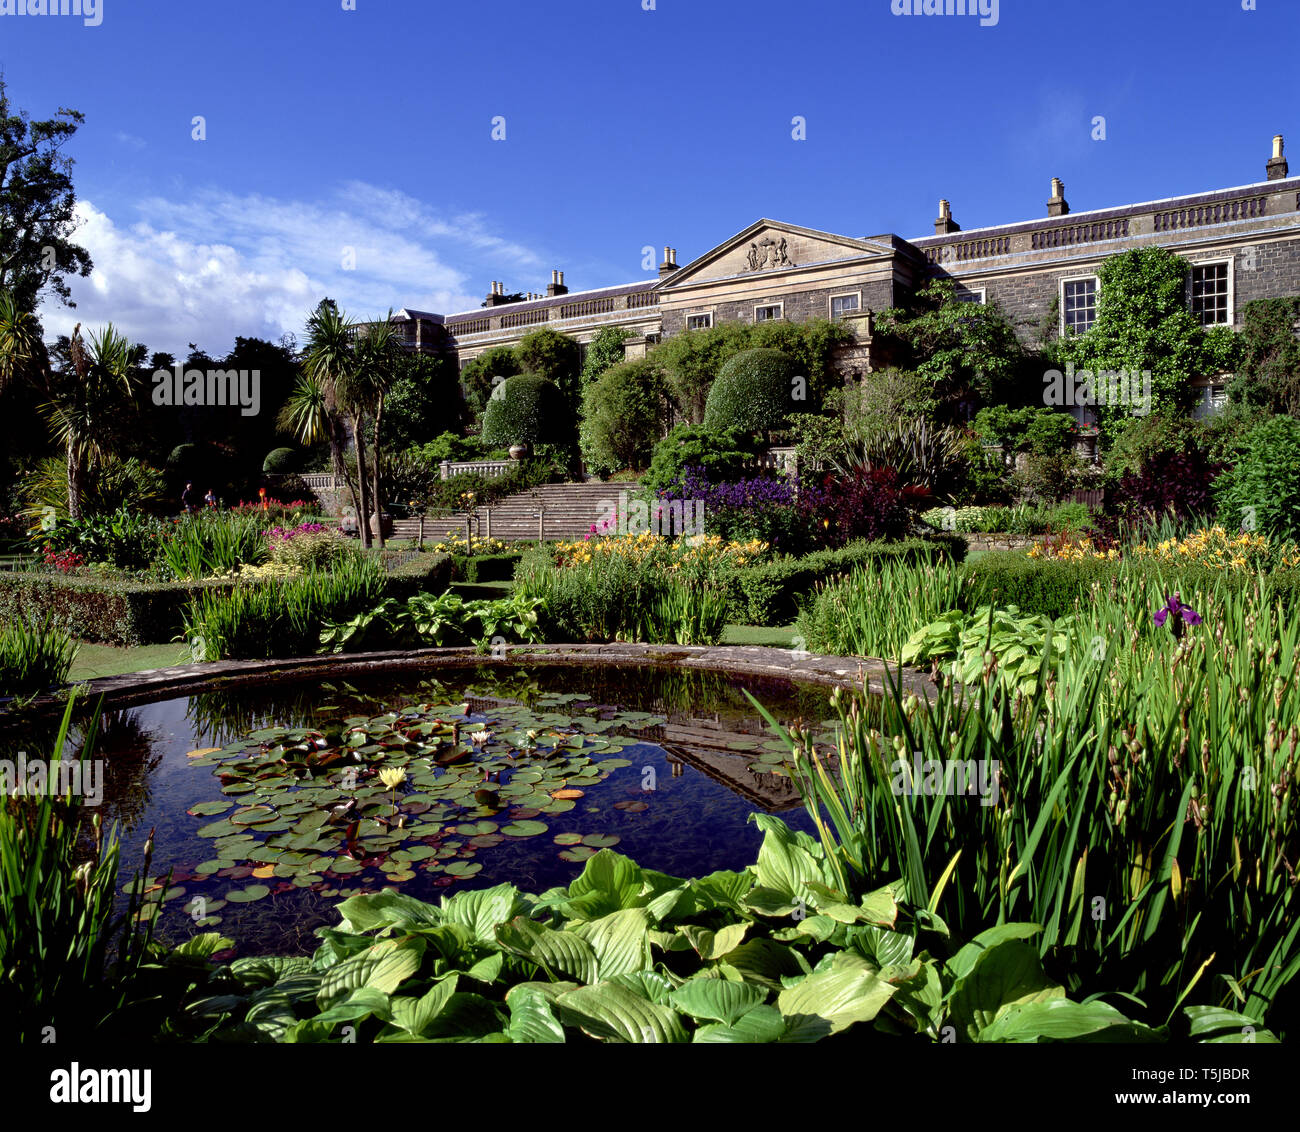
38 183 543 355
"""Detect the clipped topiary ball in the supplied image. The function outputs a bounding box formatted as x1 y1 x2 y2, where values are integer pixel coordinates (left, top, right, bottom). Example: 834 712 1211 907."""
263 446 300 474
481 374 567 448
702 348 806 433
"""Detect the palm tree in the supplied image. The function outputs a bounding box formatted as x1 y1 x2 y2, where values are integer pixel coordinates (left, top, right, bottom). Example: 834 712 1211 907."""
41 323 137 520
350 312 403 549
301 301 370 545
0 289 44 397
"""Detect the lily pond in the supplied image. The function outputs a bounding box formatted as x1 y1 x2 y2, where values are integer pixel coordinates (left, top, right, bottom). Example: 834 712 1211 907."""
57 666 840 955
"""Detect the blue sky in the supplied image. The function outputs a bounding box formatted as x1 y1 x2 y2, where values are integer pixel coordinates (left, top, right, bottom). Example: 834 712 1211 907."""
3 0 1296 354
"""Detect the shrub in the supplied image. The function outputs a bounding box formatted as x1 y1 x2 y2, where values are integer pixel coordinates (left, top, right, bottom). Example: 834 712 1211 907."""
480 374 568 449
726 535 966 624
642 424 760 497
262 447 300 474
36 508 169 573
802 466 927 547
0 613 79 699
21 454 169 522
1112 447 1221 525
408 432 486 465
183 555 386 660
579 359 670 477
1213 414 1300 542
656 467 812 552
265 522 347 570
702 348 805 434
158 512 268 580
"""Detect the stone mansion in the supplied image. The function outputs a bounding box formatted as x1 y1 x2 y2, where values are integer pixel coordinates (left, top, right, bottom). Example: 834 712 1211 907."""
392 135 1300 418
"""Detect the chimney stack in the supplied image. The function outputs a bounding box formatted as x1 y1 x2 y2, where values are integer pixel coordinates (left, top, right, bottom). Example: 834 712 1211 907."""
659 246 678 279
546 269 569 297
934 199 960 236
1267 134 1289 181
1048 177 1070 217
483 281 509 307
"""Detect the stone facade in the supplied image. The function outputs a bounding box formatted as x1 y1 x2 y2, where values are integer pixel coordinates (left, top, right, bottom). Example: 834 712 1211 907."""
390 136 1300 396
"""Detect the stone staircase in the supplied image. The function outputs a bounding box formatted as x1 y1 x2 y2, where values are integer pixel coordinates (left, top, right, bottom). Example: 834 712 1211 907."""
389 481 639 545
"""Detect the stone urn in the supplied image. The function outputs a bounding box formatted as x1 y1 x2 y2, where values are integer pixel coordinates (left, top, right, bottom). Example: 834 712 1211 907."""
508 443 530 461
369 511 392 539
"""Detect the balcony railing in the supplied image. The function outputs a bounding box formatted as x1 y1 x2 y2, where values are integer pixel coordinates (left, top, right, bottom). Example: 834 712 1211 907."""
1154 195 1267 232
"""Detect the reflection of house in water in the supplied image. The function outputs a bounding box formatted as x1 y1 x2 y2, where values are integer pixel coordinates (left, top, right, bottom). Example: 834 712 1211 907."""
623 719 803 812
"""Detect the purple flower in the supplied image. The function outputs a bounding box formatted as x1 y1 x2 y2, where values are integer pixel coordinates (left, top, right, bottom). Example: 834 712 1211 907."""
1154 592 1202 639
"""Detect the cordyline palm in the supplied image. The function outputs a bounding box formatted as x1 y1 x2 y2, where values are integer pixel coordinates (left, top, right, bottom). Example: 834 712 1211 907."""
349 311 402 549
41 323 137 520
277 369 355 514
301 302 369 545
0 290 44 397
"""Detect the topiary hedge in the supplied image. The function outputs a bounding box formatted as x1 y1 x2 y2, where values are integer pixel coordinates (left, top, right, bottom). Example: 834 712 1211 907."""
702 348 806 433
263 447 301 474
0 553 452 647
449 552 524 584
727 534 968 625
481 374 568 449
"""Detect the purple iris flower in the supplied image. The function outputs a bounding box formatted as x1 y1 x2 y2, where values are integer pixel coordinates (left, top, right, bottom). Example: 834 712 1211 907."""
1154 593 1202 639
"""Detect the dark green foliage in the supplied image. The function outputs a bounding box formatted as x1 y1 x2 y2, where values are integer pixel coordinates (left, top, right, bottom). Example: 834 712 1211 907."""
702 348 805 433
726 535 967 624
0 613 78 699
262 447 300 474
21 454 169 520
872 279 1027 417
481 374 568 449
1212 414 1300 541
579 325 633 386
579 359 671 476
460 347 521 417
380 351 464 450
1229 297 1300 416
516 327 582 413
450 552 524 583
641 424 760 497
1051 247 1244 431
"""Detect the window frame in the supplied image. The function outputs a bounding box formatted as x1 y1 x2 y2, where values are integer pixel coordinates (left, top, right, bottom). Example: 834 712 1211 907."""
1187 257 1235 328
829 291 862 321
686 311 714 331
1059 274 1100 336
956 288 986 304
753 302 784 323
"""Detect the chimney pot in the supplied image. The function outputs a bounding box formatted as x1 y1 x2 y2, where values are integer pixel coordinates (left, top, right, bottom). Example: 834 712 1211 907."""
1048 178 1070 217
1268 133 1289 180
934 200 960 236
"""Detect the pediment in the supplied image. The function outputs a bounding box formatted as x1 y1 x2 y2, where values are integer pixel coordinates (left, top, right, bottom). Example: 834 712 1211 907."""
661 220 892 288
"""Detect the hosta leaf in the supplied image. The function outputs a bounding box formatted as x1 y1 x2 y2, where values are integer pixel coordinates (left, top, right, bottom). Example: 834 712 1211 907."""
693 1004 787 1043
681 922 749 961
669 977 766 1026
571 908 653 979
978 998 1162 1043
555 982 688 1044
388 974 459 1038
495 918 599 985
440 883 524 944
317 937 425 1007
777 953 897 1041
505 985 566 1044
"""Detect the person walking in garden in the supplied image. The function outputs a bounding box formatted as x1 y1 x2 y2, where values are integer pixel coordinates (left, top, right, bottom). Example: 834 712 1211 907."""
204 488 217 509
180 481 196 514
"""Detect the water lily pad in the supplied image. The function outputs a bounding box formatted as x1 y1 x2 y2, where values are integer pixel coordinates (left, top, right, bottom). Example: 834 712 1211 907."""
330 857 362 874
582 834 621 849
194 860 224 875
187 747 223 759
541 798 576 815
187 800 233 817
230 805 278 826
553 832 584 846
550 788 584 800
502 819 548 838
226 885 270 903
444 861 482 878
614 800 650 812
197 819 239 838
600 758 634 769
558 846 597 862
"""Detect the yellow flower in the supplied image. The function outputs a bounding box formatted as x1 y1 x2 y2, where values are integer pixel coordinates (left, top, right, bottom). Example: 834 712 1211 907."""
378 767 407 790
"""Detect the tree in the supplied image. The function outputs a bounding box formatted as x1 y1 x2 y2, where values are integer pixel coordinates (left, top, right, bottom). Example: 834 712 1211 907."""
579 359 670 477
1229 297 1300 416
580 326 632 386
40 323 138 520
1051 247 1243 436
871 280 1026 419
349 312 404 548
0 77 93 313
301 300 368 543
702 348 808 435
460 346 521 419
517 327 581 413
383 350 462 450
